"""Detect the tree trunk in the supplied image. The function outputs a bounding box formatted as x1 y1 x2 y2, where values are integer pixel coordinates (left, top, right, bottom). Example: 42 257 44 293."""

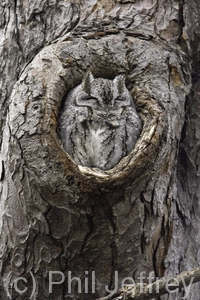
0 1 199 299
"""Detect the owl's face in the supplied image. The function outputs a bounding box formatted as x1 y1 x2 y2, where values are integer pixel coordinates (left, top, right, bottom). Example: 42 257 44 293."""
75 72 133 111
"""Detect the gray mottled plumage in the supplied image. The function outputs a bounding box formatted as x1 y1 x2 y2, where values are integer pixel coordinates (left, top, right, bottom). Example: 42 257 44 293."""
59 72 142 170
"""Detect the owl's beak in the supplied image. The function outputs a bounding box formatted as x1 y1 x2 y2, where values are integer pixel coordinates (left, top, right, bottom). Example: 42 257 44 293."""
105 105 113 113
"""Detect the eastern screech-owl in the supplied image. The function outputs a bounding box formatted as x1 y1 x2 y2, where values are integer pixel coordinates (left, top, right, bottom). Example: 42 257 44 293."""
59 72 142 170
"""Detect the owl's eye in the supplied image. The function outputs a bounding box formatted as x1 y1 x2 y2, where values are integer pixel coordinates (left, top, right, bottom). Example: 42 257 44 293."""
81 96 98 102
77 96 99 107
115 97 125 102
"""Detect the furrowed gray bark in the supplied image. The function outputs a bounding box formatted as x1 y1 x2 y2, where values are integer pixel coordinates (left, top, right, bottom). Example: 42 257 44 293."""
0 1 200 300
97 267 200 300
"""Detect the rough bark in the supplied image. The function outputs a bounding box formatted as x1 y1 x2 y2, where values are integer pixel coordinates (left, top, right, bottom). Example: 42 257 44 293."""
97 267 200 300
0 1 199 300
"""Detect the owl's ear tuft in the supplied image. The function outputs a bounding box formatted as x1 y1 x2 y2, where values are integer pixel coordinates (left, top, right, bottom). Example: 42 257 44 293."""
82 71 94 94
113 74 126 94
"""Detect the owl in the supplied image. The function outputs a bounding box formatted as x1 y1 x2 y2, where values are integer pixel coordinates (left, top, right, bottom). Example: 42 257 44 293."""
59 72 142 170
